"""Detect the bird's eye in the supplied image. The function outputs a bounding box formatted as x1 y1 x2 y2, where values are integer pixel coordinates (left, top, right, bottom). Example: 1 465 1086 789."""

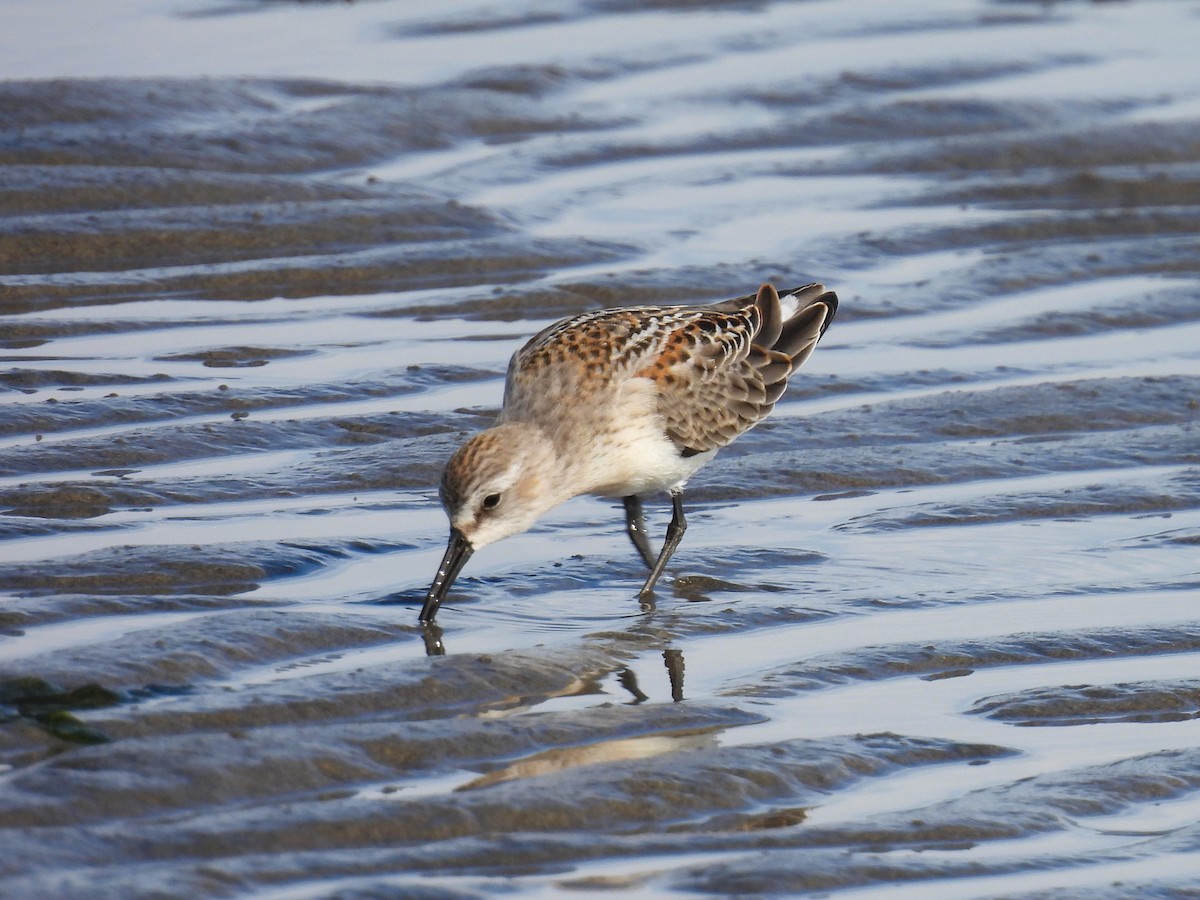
482 493 502 511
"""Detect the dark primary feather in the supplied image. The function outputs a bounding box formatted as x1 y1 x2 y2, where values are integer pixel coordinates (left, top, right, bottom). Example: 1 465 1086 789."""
657 283 838 456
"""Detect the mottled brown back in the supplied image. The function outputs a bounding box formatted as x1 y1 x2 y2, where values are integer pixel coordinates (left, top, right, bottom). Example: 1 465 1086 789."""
503 282 838 456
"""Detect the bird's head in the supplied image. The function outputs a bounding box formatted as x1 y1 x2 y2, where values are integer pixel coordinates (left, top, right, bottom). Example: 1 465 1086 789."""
420 424 560 621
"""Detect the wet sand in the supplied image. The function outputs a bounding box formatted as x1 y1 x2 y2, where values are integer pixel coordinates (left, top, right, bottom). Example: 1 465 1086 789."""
2 0 1200 896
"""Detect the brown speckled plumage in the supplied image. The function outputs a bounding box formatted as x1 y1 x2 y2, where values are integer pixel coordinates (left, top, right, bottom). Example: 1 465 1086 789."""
502 282 836 457
420 282 838 622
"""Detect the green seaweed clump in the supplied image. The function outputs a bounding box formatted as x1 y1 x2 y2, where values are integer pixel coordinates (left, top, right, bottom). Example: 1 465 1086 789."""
0 676 121 744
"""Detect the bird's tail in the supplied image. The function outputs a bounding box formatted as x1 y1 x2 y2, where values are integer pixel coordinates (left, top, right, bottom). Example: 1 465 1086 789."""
759 282 838 367
748 283 838 404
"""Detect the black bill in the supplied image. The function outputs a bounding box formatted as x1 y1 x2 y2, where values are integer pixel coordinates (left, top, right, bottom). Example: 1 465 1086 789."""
419 529 474 622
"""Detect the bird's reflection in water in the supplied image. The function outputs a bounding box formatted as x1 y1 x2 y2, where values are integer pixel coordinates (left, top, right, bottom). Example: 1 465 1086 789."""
421 623 685 702
617 648 685 703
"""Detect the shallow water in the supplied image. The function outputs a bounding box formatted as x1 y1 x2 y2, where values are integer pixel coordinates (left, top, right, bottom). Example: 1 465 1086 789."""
2 0 1200 896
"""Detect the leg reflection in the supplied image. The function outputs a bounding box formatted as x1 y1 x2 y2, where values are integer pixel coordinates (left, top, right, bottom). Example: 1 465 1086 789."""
421 621 445 656
617 667 650 703
615 650 686 703
663 648 685 702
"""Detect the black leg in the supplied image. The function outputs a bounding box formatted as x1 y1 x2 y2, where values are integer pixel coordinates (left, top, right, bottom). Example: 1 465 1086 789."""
637 492 687 601
623 495 657 570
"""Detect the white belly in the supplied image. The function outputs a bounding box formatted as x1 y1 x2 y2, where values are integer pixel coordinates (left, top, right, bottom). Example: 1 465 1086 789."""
581 377 716 498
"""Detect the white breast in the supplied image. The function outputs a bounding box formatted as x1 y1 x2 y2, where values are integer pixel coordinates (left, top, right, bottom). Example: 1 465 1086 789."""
579 377 717 498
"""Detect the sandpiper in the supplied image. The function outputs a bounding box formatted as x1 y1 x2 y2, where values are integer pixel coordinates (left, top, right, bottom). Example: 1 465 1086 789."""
420 282 838 621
